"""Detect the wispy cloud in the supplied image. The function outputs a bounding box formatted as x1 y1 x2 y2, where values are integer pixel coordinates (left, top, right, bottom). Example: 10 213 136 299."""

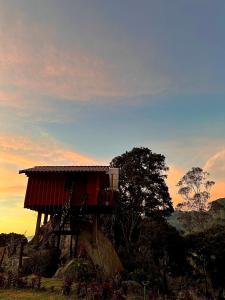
168 149 225 207
0 132 100 234
204 149 225 179
0 19 127 107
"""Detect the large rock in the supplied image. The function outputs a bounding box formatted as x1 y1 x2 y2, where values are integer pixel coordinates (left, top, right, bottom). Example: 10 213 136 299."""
54 258 94 280
59 222 123 278
26 218 123 278
79 222 123 278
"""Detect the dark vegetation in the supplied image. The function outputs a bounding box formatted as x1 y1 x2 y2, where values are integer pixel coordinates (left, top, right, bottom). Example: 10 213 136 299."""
1 147 225 299
0 233 27 248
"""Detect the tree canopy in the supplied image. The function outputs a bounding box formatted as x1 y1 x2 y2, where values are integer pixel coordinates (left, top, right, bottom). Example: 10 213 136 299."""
176 167 215 212
104 147 173 260
110 147 173 218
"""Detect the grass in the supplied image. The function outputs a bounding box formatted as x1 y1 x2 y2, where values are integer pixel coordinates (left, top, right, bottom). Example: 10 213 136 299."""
0 277 77 300
0 289 76 300
0 276 140 299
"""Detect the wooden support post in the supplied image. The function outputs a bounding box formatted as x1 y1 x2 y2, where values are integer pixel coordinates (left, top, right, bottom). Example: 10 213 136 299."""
57 234 61 250
35 212 42 236
43 214 48 225
70 235 73 258
74 230 79 257
92 215 98 244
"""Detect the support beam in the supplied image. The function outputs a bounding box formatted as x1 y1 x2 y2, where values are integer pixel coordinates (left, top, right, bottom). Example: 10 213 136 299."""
43 214 48 225
35 212 42 236
92 215 98 244
57 234 61 250
70 235 73 258
74 230 79 257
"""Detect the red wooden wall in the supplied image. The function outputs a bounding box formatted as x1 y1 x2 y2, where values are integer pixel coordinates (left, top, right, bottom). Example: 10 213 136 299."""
24 172 113 211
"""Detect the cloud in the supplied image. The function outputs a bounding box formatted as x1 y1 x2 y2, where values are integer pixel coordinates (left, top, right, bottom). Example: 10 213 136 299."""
0 90 27 109
0 132 99 200
203 149 225 201
0 132 100 234
0 18 128 109
204 149 225 179
167 150 225 208
0 133 98 167
0 12 178 117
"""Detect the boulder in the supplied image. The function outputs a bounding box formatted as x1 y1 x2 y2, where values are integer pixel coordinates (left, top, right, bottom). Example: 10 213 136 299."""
54 258 95 282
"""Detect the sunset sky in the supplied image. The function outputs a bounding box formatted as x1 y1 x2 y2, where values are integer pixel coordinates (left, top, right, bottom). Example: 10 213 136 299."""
1 0 225 235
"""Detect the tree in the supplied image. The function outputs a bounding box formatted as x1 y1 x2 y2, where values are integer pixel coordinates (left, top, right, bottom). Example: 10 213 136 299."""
176 167 215 233
176 167 215 212
135 219 187 293
103 147 173 263
186 225 225 299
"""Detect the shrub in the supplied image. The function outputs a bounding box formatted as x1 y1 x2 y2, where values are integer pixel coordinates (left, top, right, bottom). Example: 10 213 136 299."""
30 273 41 290
0 274 5 288
61 276 73 296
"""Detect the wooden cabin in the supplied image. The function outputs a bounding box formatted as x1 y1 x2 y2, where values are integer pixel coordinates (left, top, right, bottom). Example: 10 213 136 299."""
19 166 119 235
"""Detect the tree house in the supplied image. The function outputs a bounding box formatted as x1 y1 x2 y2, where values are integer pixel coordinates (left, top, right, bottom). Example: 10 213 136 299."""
19 166 119 254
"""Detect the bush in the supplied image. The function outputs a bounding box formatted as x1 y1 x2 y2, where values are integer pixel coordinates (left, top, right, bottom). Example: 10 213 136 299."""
28 248 60 277
128 268 147 283
0 273 5 288
30 273 41 290
61 276 73 296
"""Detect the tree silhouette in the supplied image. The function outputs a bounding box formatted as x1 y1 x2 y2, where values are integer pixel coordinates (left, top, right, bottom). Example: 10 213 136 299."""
104 147 173 260
176 167 215 212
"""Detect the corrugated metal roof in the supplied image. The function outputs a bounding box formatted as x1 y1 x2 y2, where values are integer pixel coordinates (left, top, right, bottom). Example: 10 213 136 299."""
19 166 110 174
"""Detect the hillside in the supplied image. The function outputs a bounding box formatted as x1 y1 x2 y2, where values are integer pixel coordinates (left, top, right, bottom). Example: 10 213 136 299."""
168 198 225 233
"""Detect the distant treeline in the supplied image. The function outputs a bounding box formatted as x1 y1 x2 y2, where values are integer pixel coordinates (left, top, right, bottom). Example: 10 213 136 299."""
0 233 27 247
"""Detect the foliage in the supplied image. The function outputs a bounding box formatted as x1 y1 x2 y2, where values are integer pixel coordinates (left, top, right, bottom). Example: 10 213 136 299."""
186 225 225 299
176 167 215 233
0 274 5 288
0 272 29 289
27 248 60 277
30 273 41 290
61 276 73 296
169 198 225 234
128 268 147 283
176 167 215 212
75 269 126 299
133 219 187 295
102 147 173 265
0 233 27 248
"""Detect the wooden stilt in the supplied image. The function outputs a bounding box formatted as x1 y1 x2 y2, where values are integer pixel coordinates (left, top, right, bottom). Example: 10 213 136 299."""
92 215 98 244
74 228 79 257
57 234 61 250
43 214 48 225
35 212 42 235
70 235 73 258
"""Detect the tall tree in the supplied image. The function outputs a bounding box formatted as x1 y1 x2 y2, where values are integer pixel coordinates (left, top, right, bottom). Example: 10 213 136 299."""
176 167 215 212
105 147 173 260
176 167 215 233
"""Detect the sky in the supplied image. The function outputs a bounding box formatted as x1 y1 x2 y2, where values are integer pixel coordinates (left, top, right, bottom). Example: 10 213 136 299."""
0 0 225 235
